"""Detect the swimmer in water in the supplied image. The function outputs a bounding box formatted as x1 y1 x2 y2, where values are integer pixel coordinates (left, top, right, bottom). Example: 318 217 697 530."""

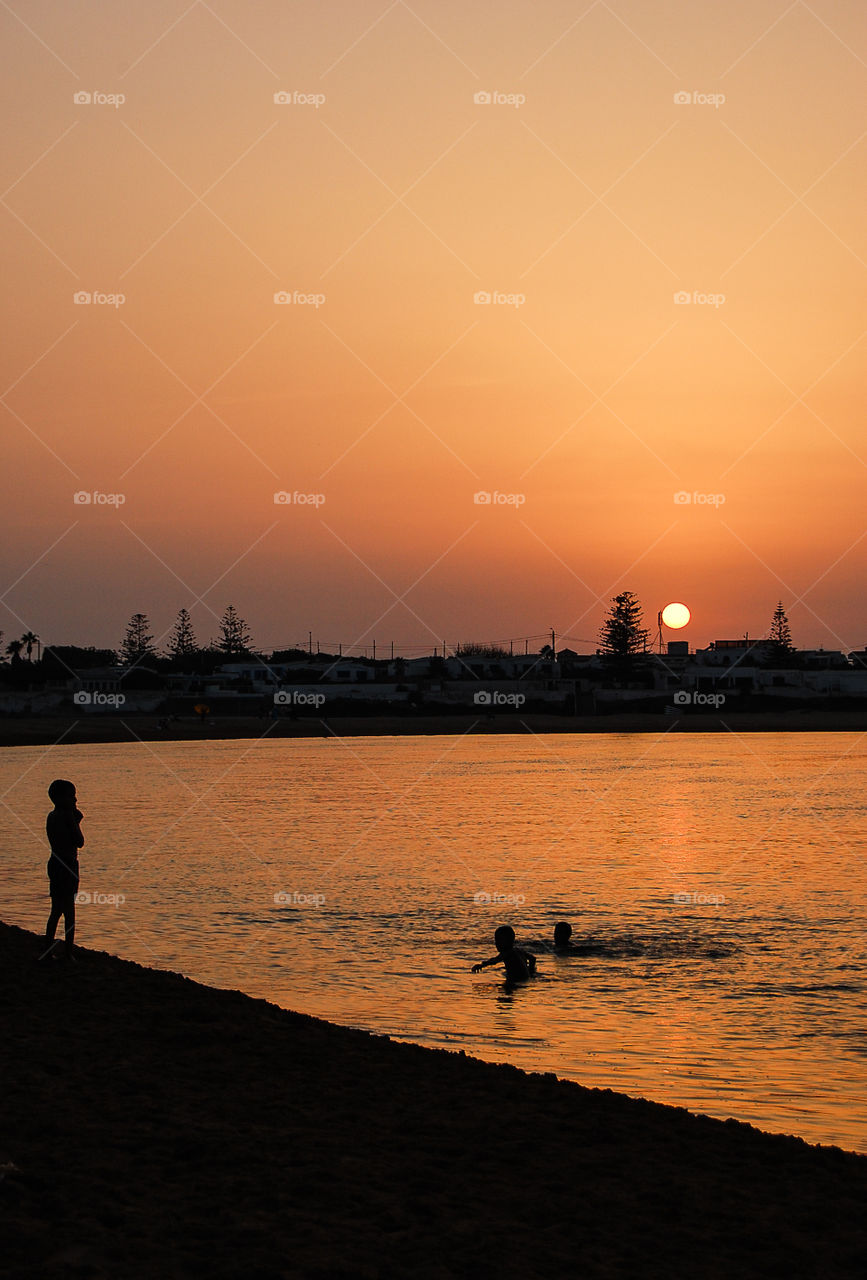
472 925 537 983
552 920 606 956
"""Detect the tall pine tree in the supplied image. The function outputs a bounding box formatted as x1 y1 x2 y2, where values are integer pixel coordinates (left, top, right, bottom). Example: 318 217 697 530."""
598 591 649 657
598 591 650 684
120 613 156 666
218 605 253 658
765 601 794 667
168 607 198 660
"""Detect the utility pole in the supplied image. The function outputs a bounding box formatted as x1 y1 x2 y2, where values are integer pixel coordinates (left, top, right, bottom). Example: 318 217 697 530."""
551 628 556 660
308 631 312 656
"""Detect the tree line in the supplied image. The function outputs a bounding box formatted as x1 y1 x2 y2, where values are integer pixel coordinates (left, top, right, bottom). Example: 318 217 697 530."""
1 596 799 672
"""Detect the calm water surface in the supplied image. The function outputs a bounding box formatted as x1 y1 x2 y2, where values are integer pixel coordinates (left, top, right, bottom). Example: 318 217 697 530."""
3 732 866 1151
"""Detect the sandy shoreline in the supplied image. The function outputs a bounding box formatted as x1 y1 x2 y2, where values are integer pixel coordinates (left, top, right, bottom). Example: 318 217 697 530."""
2 709 867 748
2 921 866 1279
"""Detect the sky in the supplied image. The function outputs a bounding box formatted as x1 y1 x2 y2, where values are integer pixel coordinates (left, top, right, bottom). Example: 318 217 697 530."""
1 0 865 657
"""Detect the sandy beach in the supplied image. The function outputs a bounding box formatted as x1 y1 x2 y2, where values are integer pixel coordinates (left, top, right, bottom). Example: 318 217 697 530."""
2 709 867 749
2 921 866 1279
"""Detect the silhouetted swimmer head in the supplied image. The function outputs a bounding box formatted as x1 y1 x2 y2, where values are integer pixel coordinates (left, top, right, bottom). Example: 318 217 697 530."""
494 925 516 953
553 921 572 948
48 779 76 807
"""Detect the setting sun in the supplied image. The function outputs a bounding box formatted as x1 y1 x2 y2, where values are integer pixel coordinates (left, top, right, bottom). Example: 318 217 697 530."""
662 603 691 629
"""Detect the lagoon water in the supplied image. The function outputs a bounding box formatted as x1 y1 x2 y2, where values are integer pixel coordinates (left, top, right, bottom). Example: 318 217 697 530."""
3 731 866 1151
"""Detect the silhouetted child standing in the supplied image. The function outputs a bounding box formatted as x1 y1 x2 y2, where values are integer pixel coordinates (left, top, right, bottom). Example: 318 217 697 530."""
43 779 84 959
472 925 537 983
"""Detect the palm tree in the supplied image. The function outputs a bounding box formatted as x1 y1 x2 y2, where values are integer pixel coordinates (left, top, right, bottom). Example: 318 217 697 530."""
21 630 40 661
6 639 24 662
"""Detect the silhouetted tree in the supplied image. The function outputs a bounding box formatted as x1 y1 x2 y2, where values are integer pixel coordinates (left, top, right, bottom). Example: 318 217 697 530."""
120 613 156 666
598 592 649 658
218 605 253 658
21 630 40 661
454 643 512 658
6 639 24 663
43 646 117 677
168 608 198 660
764 601 795 667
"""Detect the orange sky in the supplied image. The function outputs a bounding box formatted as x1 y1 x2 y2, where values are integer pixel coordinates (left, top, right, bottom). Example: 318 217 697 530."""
2 1 865 656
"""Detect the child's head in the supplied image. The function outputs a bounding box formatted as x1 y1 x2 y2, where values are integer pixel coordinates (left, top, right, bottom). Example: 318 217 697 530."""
494 925 515 953
553 921 572 946
48 779 76 807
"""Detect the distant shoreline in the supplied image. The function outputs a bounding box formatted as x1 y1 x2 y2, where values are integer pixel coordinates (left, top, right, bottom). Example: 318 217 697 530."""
2 709 867 748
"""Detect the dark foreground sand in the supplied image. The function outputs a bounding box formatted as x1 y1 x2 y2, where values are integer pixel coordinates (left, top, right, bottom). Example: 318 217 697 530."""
3 709 867 748
2 922 866 1280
